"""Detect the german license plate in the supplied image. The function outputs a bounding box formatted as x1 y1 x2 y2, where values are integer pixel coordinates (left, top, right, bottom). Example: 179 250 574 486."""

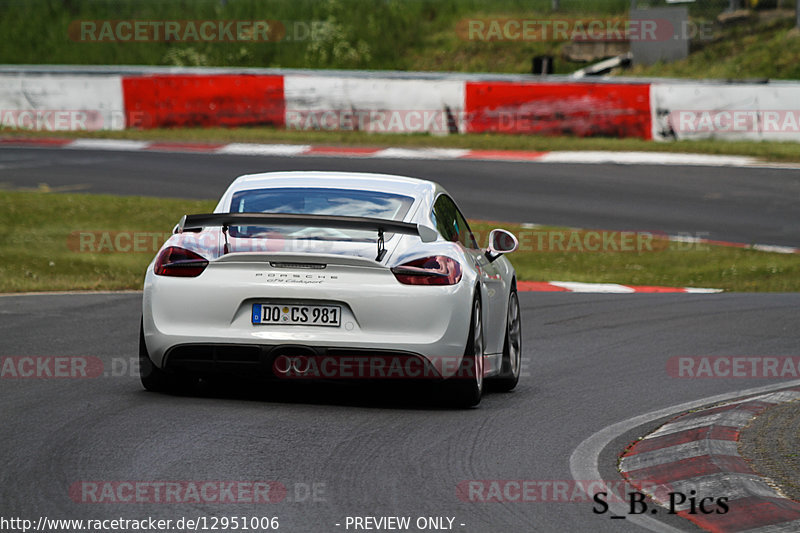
252 304 341 327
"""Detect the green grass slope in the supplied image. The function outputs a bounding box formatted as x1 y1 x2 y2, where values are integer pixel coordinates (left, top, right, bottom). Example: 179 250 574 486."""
4 0 797 80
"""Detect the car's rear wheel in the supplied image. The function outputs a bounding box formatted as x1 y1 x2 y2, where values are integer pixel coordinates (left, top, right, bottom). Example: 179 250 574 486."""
490 286 522 392
448 293 484 407
139 319 185 393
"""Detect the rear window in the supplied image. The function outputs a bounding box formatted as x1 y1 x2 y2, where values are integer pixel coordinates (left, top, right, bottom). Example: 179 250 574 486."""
228 187 415 241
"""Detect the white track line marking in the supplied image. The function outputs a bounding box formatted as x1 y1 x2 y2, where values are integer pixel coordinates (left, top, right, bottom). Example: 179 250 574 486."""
684 287 725 294
372 147 471 159
66 139 151 151
217 143 311 156
537 151 759 167
7 138 800 169
549 281 636 293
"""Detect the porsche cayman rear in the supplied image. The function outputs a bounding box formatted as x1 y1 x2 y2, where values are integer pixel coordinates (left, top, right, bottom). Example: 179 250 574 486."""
140 172 520 406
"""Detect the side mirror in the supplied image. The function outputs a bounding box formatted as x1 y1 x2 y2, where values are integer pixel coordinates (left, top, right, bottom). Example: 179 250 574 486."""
485 229 518 262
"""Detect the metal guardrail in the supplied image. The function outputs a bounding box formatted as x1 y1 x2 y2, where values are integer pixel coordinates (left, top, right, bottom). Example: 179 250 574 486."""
0 64 793 85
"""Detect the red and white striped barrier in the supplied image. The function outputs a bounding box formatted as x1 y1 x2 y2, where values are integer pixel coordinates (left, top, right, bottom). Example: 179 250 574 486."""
0 74 125 130
3 68 800 143
651 83 800 141
122 74 284 129
465 80 651 139
284 75 465 134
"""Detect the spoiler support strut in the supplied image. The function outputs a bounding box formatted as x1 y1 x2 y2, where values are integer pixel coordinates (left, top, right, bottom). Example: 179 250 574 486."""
376 228 386 262
222 224 230 255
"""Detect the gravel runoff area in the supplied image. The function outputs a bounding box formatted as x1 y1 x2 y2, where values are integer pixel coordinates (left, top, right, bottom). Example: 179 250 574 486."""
739 399 800 502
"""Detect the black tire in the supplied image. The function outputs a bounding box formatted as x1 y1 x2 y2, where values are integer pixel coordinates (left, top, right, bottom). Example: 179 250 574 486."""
490 286 522 392
139 319 184 393
448 292 484 407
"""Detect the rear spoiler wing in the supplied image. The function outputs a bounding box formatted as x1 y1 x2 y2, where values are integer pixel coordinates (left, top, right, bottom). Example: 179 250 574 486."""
176 212 439 261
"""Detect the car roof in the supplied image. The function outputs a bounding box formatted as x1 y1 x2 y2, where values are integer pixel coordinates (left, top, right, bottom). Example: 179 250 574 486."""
216 171 447 221
227 171 441 199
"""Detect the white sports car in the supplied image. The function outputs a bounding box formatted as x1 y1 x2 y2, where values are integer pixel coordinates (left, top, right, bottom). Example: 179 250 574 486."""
140 171 521 406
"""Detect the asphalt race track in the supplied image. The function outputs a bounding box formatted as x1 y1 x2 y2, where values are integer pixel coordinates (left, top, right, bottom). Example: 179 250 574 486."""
3 291 800 532
1 147 800 246
1 146 800 532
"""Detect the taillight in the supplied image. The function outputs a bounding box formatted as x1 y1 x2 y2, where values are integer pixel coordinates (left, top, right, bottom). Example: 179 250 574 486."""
391 256 462 285
153 246 208 277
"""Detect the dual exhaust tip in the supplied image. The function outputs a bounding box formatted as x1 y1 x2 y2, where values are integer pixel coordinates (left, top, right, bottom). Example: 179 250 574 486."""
273 354 312 375
271 347 316 375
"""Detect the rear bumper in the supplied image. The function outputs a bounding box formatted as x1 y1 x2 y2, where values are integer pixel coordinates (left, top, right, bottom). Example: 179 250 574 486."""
161 343 453 381
142 258 476 378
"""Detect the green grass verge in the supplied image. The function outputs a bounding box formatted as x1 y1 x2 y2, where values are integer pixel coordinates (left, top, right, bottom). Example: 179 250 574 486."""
631 14 800 80
1 190 798 293
470 221 800 292
4 127 800 162
0 190 214 292
0 0 630 74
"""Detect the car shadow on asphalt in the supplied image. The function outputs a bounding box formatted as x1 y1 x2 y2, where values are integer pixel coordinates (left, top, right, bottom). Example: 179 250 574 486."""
137 376 512 411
